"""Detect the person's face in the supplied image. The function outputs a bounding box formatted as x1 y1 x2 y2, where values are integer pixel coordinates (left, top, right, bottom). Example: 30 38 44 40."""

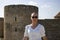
31 12 38 23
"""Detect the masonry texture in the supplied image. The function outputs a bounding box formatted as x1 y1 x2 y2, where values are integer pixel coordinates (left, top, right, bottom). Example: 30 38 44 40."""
55 12 60 19
39 19 60 40
0 18 4 38
0 5 59 40
4 5 38 40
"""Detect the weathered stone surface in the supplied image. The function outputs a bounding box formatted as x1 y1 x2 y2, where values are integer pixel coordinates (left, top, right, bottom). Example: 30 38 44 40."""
39 19 60 40
4 5 38 40
0 18 4 38
54 12 60 19
0 18 60 40
0 5 59 40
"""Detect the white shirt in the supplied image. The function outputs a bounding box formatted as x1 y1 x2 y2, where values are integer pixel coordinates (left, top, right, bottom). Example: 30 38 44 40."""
24 24 46 40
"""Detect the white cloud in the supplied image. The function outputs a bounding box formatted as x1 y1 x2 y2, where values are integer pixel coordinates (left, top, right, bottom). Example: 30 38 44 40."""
27 1 38 6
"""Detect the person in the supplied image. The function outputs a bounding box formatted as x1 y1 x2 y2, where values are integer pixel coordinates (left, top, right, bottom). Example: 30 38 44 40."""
23 12 48 40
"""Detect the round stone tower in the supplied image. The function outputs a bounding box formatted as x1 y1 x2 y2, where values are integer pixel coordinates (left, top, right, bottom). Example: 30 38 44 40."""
4 5 38 40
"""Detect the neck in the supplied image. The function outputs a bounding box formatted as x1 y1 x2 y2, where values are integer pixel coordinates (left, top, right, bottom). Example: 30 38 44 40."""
32 22 38 27
31 22 38 29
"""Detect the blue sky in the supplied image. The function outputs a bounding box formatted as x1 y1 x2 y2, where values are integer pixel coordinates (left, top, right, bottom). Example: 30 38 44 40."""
0 0 60 19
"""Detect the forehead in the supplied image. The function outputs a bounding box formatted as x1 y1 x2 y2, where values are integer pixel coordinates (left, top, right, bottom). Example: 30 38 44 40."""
31 12 38 16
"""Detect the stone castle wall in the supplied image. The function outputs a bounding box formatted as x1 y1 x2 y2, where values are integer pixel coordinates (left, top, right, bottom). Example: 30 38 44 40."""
0 5 59 40
0 18 4 38
4 5 38 40
0 19 60 40
39 19 60 40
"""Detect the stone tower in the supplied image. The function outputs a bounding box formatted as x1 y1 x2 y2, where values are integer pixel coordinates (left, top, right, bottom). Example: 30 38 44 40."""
4 5 38 40
0 18 4 38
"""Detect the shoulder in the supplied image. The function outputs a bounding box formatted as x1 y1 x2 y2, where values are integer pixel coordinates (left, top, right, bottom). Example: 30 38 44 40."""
25 24 31 29
38 24 45 29
38 24 45 33
38 24 44 27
